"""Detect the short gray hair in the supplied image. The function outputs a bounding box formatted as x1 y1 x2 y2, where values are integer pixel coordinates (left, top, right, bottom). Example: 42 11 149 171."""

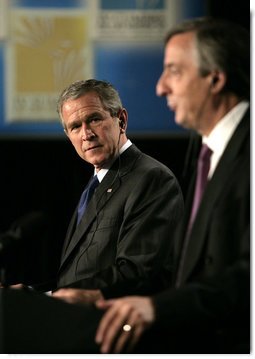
165 17 250 100
57 79 123 125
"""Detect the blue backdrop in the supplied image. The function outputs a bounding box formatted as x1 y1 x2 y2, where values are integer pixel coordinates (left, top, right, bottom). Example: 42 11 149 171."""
0 0 206 136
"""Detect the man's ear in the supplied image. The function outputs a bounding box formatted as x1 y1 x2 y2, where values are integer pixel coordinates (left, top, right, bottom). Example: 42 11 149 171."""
118 108 128 133
209 71 226 92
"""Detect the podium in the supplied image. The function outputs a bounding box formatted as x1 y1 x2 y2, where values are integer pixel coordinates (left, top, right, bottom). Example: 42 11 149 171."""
0 288 102 353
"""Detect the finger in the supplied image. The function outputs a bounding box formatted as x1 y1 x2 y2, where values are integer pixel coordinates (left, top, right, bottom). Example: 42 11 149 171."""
52 289 75 303
98 304 131 353
10 283 24 289
125 322 144 353
113 308 140 353
53 288 77 298
95 300 120 344
52 289 68 297
112 326 132 353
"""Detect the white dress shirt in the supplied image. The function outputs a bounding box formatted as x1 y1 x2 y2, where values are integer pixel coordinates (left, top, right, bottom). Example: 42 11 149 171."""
95 139 132 182
203 101 249 179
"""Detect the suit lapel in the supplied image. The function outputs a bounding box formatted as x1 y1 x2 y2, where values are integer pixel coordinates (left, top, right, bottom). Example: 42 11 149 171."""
179 112 249 284
59 144 141 270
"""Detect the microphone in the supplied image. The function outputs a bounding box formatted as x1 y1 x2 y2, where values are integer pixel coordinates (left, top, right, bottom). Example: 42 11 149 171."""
0 211 47 258
0 211 48 285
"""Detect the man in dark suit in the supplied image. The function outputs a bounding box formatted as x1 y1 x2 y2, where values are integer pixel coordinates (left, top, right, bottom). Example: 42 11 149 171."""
93 17 250 354
0 79 184 354
1 17 249 355
52 79 184 302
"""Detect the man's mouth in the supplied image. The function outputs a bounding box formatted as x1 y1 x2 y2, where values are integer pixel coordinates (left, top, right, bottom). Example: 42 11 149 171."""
85 145 101 152
167 100 177 112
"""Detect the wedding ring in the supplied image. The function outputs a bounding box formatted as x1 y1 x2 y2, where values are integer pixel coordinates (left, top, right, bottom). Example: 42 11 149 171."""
122 324 132 332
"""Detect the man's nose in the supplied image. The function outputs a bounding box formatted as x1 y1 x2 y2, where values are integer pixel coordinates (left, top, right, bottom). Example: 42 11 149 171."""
81 123 95 140
156 72 169 97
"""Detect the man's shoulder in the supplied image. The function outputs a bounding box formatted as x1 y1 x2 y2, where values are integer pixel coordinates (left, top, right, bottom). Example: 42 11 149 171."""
121 143 176 178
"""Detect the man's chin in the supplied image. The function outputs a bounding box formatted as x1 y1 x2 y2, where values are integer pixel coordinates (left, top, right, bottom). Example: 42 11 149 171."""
89 158 109 170
175 116 186 128
175 116 193 131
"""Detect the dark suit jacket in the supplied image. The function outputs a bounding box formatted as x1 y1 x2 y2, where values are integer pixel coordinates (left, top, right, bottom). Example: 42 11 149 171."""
56 144 184 297
150 109 250 353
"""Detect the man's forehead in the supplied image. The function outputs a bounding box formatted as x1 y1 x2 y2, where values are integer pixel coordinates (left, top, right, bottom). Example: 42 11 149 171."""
164 33 197 63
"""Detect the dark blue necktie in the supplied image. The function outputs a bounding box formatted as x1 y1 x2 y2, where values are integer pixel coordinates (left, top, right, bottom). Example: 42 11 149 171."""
77 175 99 225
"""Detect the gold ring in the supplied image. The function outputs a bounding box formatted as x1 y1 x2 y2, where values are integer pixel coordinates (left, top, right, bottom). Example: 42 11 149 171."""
122 324 132 332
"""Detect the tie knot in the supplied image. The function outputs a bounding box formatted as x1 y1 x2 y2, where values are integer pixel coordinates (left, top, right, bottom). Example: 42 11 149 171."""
89 175 99 190
199 144 213 162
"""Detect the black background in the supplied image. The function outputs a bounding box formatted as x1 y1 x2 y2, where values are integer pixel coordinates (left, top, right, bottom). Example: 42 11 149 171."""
0 1 250 283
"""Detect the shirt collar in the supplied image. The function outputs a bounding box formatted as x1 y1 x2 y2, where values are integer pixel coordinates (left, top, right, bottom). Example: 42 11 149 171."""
95 139 132 182
203 101 249 156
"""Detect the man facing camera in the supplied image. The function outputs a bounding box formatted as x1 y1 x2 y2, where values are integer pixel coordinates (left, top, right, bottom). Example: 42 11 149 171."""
52 79 184 302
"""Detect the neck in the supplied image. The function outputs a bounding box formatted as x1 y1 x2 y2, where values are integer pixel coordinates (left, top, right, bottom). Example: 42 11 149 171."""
118 134 128 151
201 94 241 136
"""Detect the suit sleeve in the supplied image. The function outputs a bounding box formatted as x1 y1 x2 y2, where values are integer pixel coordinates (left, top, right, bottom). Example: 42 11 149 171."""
151 168 250 350
152 227 249 331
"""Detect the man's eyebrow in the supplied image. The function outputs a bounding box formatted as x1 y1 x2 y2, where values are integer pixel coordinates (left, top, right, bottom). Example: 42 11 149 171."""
84 112 106 123
86 112 104 119
67 118 80 128
78 112 104 122
68 111 105 127
164 62 175 69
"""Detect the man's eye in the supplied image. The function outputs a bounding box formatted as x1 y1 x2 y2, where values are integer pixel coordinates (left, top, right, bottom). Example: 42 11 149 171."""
90 118 101 123
88 118 103 127
170 68 180 76
71 124 80 131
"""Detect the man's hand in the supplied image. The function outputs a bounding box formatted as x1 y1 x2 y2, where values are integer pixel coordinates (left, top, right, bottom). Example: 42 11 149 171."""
52 288 103 304
95 296 155 353
0 283 25 289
